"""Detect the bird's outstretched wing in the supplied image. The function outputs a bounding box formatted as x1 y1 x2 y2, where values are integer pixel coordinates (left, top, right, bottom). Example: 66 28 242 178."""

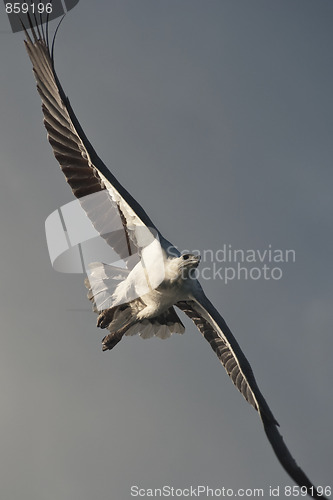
176 294 327 500
22 15 176 262
22 15 327 500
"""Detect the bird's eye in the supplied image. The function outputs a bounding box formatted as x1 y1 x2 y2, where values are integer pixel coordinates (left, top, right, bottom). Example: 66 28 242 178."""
182 254 190 260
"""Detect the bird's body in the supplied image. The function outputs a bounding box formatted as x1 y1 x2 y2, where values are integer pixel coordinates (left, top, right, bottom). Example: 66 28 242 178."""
21 14 328 500
88 253 201 349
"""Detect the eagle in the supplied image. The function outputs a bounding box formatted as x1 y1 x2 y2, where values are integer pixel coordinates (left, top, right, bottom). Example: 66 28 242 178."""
21 14 328 499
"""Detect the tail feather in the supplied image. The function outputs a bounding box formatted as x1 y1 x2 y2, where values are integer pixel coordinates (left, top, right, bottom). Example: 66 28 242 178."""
97 302 185 350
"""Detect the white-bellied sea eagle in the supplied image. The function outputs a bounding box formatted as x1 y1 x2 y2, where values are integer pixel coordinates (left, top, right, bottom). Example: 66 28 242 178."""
21 15 328 500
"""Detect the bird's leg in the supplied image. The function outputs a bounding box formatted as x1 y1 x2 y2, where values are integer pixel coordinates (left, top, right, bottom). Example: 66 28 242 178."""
102 318 138 351
97 303 130 329
97 309 116 329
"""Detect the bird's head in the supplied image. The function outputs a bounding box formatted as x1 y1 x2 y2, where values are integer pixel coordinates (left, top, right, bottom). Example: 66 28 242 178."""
165 253 201 283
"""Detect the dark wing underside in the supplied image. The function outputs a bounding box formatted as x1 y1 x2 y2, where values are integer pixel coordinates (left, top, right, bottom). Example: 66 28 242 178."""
176 299 273 419
23 16 174 261
176 297 326 500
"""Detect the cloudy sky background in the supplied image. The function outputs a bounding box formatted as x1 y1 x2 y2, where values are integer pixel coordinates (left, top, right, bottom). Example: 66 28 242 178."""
1 1 332 499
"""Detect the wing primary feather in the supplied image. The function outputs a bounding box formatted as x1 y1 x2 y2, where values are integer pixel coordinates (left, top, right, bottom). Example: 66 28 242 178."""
45 2 50 48
32 11 42 41
20 19 32 44
262 417 327 500
51 15 66 63
39 12 45 42
26 12 38 42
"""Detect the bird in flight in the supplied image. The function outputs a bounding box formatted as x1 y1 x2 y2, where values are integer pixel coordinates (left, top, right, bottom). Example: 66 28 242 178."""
21 14 328 500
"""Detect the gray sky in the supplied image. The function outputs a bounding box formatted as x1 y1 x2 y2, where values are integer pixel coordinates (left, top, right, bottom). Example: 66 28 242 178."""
1 1 332 499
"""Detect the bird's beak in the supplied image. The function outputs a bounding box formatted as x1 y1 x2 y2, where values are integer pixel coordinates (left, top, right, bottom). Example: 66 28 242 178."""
193 254 201 266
